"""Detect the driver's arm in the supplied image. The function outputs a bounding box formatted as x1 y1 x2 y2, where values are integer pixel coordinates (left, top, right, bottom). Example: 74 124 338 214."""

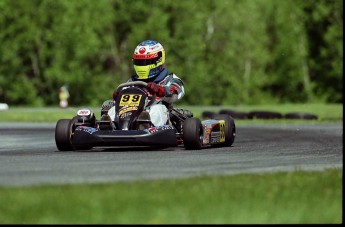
161 74 185 103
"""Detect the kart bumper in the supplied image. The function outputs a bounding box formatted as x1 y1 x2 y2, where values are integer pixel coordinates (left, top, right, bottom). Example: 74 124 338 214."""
71 126 178 148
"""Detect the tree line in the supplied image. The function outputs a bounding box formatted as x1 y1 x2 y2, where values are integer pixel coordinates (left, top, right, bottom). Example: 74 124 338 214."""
0 0 342 106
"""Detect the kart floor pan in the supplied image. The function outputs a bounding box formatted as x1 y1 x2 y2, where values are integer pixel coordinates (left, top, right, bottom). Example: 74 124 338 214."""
71 127 178 148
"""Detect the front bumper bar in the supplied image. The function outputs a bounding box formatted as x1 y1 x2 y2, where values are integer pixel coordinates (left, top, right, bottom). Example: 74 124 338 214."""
71 126 178 148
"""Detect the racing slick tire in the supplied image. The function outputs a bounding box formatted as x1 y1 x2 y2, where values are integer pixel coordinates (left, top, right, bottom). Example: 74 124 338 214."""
182 117 203 150
55 118 75 151
213 114 236 147
202 111 216 119
219 109 248 119
248 111 283 119
284 112 318 120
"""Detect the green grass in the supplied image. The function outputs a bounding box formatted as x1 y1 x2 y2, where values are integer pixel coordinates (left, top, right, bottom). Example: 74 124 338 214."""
0 169 342 224
0 103 342 123
0 106 81 123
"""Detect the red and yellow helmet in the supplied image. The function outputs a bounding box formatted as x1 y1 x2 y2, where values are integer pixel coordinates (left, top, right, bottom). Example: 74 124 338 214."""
132 40 166 80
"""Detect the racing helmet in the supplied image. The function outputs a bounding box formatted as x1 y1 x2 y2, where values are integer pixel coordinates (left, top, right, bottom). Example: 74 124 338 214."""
132 40 166 80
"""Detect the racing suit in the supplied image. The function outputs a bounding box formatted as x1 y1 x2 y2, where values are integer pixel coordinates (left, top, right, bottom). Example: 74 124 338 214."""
108 68 185 126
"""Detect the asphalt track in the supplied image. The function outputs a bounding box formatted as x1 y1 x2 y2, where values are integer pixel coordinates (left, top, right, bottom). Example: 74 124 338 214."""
0 122 342 187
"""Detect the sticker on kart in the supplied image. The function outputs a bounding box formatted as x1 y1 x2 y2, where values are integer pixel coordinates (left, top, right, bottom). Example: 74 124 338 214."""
219 120 225 142
75 126 99 134
147 125 175 133
119 106 138 116
119 94 142 106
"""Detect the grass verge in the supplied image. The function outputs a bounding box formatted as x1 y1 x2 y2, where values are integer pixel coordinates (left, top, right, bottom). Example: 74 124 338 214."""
0 168 342 224
0 103 342 123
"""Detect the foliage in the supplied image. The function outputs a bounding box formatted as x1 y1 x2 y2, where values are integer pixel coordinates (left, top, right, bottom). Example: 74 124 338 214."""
0 0 342 106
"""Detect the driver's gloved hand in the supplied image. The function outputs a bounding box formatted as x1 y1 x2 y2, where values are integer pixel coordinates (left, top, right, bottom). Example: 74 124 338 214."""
113 90 119 101
175 108 193 118
147 82 166 97
183 109 193 118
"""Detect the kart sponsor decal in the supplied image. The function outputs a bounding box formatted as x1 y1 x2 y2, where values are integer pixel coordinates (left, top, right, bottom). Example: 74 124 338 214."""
209 120 225 144
119 106 138 116
120 111 132 119
203 133 210 144
148 125 175 133
219 120 225 142
77 109 91 116
75 126 98 134
119 94 142 106
203 125 211 144
210 131 221 143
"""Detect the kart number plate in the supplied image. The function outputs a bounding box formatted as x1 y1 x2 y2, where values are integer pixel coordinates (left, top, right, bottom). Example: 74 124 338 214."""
119 94 142 106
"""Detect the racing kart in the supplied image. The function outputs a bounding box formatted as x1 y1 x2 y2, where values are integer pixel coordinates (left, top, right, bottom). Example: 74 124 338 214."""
55 81 236 151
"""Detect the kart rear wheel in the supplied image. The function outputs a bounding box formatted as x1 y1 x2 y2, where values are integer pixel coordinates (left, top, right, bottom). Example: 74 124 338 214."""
182 117 203 150
248 111 282 119
284 112 318 120
55 118 75 151
214 114 236 146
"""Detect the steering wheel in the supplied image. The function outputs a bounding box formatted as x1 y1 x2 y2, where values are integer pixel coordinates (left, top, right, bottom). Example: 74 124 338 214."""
115 81 157 105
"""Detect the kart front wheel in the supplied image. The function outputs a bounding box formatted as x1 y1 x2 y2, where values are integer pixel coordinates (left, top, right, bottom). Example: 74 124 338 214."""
55 118 76 151
182 117 203 150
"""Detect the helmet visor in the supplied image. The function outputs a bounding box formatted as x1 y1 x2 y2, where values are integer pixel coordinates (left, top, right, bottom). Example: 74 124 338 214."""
133 52 162 66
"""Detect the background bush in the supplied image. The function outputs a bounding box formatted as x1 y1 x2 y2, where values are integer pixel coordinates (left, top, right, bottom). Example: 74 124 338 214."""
0 0 342 106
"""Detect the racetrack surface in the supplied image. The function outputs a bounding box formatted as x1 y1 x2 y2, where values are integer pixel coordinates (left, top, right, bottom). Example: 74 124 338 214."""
0 122 342 187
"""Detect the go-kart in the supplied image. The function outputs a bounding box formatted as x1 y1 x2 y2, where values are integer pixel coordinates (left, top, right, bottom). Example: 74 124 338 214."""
55 81 236 151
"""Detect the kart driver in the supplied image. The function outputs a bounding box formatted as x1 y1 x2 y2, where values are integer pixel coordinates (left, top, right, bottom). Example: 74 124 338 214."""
110 40 185 126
